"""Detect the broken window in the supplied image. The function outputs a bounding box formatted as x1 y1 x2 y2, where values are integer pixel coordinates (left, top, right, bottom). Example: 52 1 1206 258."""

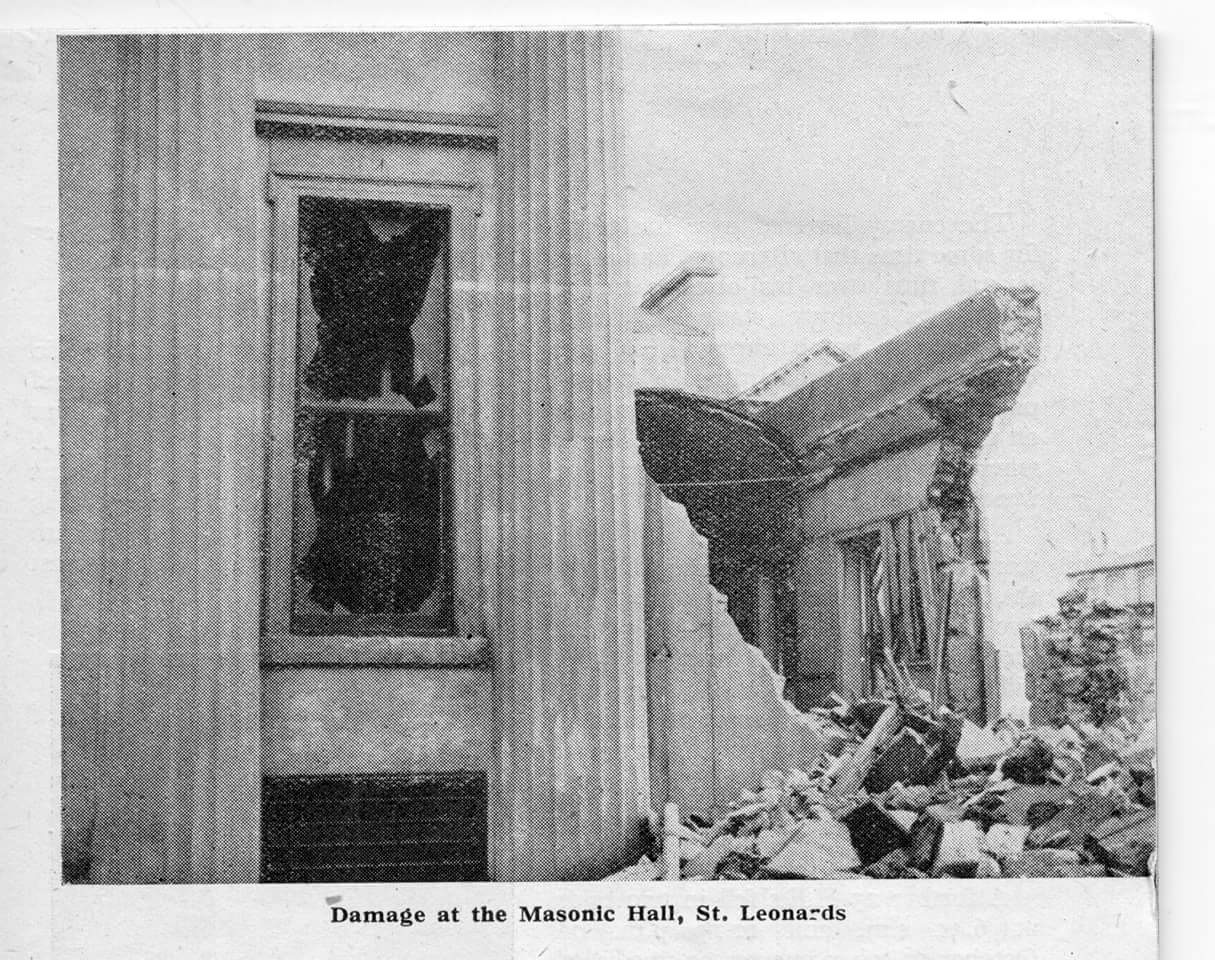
288 196 452 636
840 516 935 697
841 531 884 694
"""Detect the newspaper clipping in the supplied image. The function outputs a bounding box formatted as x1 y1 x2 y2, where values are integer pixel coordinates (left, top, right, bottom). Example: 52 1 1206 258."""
43 19 1157 960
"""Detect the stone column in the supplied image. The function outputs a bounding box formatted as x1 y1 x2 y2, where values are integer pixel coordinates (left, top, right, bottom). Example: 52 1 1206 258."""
63 35 263 882
488 31 650 880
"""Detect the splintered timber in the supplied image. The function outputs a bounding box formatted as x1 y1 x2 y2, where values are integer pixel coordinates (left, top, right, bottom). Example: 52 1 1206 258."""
328 904 847 926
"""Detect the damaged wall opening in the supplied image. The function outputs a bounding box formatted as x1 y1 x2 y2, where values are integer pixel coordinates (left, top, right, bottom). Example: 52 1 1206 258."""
287 196 453 637
636 285 1042 814
259 127 493 885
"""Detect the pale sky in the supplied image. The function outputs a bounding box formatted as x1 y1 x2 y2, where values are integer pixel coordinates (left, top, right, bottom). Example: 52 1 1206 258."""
622 24 1154 714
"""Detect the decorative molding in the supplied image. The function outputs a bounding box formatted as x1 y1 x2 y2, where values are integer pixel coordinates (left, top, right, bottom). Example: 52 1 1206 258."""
261 633 490 667
255 101 497 150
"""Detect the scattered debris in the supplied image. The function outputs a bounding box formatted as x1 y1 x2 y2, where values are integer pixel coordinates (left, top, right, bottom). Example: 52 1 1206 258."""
1021 592 1155 729
606 694 1154 881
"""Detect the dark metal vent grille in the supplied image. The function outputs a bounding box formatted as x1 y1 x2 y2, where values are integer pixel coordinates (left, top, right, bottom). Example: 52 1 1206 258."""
262 772 487 883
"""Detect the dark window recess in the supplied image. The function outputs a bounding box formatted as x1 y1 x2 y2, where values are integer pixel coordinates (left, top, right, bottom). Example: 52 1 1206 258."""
846 532 885 692
291 195 453 636
294 412 446 624
261 773 487 883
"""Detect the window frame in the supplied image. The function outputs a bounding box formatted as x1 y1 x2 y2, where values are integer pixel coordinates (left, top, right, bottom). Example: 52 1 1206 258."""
836 512 939 696
263 165 486 666
837 525 885 697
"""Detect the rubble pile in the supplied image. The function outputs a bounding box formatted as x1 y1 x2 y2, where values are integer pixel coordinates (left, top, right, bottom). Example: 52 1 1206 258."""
606 696 1155 881
1022 590 1155 728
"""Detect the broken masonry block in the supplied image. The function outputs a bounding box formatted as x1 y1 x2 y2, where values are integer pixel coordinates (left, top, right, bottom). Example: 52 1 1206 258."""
862 847 912 878
1005 849 1107 878
717 850 766 880
1085 761 1121 785
1027 792 1118 849
885 782 934 810
1119 720 1155 769
865 728 936 793
975 854 1002 878
681 837 709 863
754 826 801 861
1129 767 1155 807
1081 740 1121 773
833 704 903 795
924 802 965 823
760 819 862 878
983 823 1030 860
995 785 1072 826
1000 738 1056 785
963 792 1007 831
848 699 896 732
841 801 911 867
888 810 918 832
932 821 985 877
956 721 1011 771
684 835 745 879
705 800 769 842
1085 809 1156 875
908 811 946 870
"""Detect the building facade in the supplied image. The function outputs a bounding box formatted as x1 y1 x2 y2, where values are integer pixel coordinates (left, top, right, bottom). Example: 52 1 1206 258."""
61 33 1044 882
62 32 648 884
634 275 1041 813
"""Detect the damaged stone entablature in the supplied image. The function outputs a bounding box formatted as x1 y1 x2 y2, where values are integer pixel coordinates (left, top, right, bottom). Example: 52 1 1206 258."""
637 286 1042 724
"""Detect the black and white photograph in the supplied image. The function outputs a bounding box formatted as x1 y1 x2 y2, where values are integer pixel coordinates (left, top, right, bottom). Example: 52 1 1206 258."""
9 4 1210 956
54 24 1154 889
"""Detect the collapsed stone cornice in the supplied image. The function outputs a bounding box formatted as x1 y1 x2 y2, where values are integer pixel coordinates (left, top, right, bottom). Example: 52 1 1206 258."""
635 286 1042 576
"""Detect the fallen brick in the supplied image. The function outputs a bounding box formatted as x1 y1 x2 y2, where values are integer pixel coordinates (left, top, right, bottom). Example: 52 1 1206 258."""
841 801 910 866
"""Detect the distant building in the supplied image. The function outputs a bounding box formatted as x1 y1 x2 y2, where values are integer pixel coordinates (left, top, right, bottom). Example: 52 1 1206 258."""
1066 545 1155 610
1021 544 1155 726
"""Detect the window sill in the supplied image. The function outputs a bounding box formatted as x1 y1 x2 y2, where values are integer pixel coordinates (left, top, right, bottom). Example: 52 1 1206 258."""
261 632 488 667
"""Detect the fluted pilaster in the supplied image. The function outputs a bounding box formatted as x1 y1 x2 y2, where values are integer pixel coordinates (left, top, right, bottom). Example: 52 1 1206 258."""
70 35 263 882
488 31 649 880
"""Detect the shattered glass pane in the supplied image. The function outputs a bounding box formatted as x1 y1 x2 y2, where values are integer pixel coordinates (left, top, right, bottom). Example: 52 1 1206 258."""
289 195 452 635
298 196 448 407
292 412 448 631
